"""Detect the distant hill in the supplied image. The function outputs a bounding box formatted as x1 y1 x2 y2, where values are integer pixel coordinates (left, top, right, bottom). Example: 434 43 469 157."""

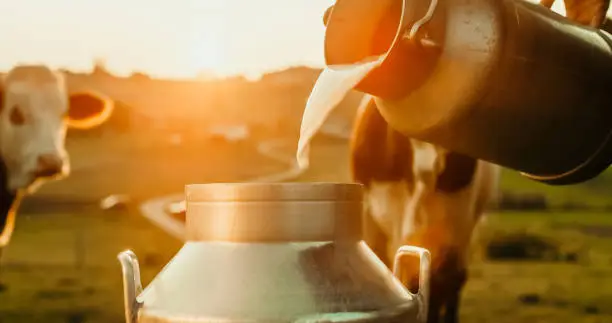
57 65 363 134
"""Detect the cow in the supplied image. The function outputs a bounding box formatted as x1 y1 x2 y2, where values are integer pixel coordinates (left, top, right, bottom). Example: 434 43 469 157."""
0 65 114 282
350 95 500 323
539 0 610 28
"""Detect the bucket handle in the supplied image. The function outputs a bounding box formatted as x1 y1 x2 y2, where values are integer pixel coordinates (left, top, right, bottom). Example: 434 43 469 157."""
393 246 431 322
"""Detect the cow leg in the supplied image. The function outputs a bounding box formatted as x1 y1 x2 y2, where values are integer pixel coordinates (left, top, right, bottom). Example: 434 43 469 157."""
427 292 443 323
420 271 465 323
0 207 18 292
0 248 6 292
0 191 22 292
442 267 467 323
442 290 461 323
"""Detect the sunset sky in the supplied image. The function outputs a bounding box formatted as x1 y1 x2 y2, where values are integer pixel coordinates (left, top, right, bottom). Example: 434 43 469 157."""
0 0 567 79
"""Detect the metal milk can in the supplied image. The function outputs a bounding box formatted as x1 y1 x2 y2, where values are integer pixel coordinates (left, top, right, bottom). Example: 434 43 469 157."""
324 0 612 185
118 183 431 323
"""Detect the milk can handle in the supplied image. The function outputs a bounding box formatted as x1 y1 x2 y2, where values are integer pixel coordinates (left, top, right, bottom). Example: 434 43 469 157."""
393 246 431 322
118 250 144 323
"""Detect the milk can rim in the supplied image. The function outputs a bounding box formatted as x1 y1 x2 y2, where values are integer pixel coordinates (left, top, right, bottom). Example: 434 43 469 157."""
185 182 364 202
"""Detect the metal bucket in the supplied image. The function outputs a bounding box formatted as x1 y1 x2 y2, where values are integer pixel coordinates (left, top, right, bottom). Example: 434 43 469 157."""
324 0 612 185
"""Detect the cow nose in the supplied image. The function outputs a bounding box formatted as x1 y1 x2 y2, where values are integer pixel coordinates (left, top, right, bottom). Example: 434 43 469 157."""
34 154 64 178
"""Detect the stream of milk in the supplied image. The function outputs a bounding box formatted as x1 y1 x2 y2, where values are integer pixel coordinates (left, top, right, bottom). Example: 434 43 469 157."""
295 0 442 171
295 55 385 170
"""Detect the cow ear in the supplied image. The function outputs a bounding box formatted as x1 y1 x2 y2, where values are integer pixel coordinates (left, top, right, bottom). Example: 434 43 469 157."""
66 91 114 129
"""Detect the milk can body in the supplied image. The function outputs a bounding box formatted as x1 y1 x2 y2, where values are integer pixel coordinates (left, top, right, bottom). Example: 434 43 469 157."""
325 0 612 185
118 183 430 323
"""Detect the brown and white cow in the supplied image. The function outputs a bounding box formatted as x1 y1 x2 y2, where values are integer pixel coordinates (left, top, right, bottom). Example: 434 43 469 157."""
540 0 610 28
0 65 114 267
350 95 500 323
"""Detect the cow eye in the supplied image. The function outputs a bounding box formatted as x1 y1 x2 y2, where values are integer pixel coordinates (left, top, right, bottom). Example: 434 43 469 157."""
10 105 25 125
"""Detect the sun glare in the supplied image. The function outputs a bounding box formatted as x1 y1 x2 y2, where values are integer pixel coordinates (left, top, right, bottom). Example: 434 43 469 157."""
186 14 227 78
0 0 568 79
0 0 336 79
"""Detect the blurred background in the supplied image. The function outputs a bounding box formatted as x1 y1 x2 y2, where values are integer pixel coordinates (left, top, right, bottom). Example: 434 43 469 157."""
0 0 611 322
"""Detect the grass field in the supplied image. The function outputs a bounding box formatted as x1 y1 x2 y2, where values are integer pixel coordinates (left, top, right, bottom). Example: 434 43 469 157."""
0 133 611 323
464 211 612 323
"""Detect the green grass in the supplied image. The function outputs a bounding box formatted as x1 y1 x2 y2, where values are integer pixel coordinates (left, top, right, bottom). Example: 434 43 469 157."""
1 209 181 323
1 134 611 323
464 211 612 323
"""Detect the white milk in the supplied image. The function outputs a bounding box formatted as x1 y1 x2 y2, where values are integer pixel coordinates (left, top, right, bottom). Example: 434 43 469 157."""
296 56 385 170
295 0 440 170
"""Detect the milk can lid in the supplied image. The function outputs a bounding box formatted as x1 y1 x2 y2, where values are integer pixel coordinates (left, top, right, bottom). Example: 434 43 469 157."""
185 182 364 202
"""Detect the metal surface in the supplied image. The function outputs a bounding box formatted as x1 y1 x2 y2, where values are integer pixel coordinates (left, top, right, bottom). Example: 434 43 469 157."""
325 0 612 185
393 246 431 322
185 183 363 242
119 183 427 323
186 182 363 202
118 250 143 323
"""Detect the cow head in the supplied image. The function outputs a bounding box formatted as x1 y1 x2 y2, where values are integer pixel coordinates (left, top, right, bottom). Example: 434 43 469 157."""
409 140 448 190
0 65 114 194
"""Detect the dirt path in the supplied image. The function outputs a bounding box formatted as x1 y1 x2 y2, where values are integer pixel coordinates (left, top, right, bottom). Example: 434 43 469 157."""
138 138 310 240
